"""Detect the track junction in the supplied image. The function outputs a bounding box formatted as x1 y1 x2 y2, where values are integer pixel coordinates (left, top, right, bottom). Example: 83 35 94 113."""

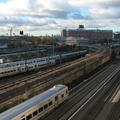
0 44 111 113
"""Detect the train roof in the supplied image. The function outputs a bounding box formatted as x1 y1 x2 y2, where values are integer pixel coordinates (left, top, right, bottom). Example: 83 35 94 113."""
0 85 68 120
0 65 26 71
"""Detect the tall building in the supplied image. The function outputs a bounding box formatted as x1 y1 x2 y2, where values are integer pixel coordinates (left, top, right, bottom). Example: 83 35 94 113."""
61 25 113 42
61 27 67 37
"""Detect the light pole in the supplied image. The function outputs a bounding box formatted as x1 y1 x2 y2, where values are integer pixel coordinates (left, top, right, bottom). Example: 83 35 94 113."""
53 45 55 55
109 46 112 63
59 52 62 65
24 41 28 71
79 42 80 56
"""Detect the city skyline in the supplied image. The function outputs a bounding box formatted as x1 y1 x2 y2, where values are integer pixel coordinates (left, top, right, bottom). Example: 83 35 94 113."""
0 0 120 36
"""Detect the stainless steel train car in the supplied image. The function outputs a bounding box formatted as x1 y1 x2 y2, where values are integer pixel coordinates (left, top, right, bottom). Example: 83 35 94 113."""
0 60 26 68
0 63 9 68
0 60 56 78
0 55 58 68
0 50 87 68
0 50 87 78
0 85 69 120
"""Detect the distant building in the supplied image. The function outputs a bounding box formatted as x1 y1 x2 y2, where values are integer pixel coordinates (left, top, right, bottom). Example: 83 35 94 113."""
61 25 113 43
114 32 120 40
21 40 33 45
65 37 89 45
0 45 7 49
0 58 6 63
61 28 67 37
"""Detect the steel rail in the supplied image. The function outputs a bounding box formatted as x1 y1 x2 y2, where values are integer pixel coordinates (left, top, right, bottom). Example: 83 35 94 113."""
0 46 108 94
44 64 118 120
67 66 120 120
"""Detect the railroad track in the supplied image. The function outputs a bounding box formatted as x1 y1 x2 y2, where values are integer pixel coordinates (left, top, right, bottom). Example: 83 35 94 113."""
107 99 120 120
0 45 109 107
44 64 119 120
81 74 119 120
0 45 108 94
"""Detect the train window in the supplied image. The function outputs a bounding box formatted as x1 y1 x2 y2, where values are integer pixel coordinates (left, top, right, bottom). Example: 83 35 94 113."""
66 90 68 94
21 118 25 120
44 104 48 109
55 96 58 101
33 110 38 117
49 101 53 106
26 114 32 120
39 107 43 113
61 94 64 98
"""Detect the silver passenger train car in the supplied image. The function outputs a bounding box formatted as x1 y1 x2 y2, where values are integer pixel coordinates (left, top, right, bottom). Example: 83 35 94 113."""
0 50 87 78
0 85 69 120
0 55 58 68
0 60 56 78
0 50 87 68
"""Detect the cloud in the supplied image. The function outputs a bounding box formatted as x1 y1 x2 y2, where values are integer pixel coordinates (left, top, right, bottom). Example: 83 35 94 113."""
89 8 120 19
0 16 57 29
0 0 81 34
68 0 120 9
0 0 120 35
0 0 77 17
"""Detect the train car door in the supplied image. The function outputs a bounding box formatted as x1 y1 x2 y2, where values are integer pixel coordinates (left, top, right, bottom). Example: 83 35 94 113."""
55 95 59 106
18 67 21 73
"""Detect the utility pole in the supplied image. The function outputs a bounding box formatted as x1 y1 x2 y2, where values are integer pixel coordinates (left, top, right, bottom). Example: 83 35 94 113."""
24 41 28 72
79 42 80 56
59 53 62 65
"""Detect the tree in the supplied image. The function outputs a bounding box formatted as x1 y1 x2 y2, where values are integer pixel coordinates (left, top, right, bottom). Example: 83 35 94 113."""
6 55 12 62
33 37 42 44
18 54 23 60
99 38 111 44
41 38 54 44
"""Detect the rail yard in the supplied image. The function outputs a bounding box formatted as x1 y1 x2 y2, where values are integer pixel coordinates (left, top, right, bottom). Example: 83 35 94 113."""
0 44 119 120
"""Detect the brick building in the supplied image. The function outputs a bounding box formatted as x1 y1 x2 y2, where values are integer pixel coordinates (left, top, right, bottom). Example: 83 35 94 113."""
61 25 113 43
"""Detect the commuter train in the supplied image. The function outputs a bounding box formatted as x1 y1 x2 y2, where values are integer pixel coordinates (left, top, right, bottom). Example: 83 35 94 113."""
0 50 87 68
0 84 69 120
0 60 56 78
0 50 87 78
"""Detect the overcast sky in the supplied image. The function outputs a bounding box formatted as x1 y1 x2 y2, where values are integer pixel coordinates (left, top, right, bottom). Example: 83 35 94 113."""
0 0 120 36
